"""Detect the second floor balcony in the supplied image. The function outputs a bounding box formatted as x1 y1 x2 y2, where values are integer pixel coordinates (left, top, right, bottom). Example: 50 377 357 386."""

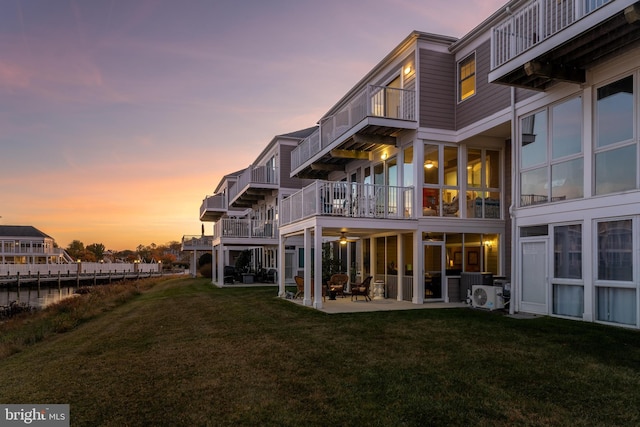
489 0 640 90
280 180 415 226
214 219 278 241
228 165 278 208
291 84 417 178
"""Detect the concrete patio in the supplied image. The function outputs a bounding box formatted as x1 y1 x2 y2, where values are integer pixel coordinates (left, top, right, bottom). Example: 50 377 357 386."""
286 294 468 314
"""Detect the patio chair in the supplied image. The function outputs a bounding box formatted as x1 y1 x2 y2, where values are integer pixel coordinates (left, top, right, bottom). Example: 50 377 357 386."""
294 276 304 299
327 273 348 298
294 276 325 301
351 276 372 301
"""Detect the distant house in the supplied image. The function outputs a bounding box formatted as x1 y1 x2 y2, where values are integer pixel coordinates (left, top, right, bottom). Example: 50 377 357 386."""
0 225 72 264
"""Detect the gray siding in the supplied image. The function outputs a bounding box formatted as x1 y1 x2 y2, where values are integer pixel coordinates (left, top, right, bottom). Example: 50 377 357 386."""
419 49 455 130
456 40 511 129
279 145 311 189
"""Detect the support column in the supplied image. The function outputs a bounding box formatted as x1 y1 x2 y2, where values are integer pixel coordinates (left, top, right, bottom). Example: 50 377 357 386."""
313 224 323 309
303 228 312 306
278 235 285 297
192 251 197 278
413 230 423 304
217 245 225 287
397 233 404 301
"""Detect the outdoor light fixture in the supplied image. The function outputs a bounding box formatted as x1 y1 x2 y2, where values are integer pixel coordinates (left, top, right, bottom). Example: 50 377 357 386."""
404 65 412 75
340 232 348 245
381 152 388 160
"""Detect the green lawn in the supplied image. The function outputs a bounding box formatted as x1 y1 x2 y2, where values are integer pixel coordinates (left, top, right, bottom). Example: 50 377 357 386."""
1 277 640 426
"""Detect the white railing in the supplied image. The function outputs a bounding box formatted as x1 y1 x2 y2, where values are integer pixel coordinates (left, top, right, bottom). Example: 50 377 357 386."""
200 193 227 218
492 0 612 69
291 85 416 171
214 219 278 239
228 165 278 203
0 262 160 277
280 181 414 226
181 235 213 250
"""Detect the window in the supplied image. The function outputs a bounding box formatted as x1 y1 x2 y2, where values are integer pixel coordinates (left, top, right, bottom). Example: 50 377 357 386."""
554 225 582 279
458 53 476 101
520 96 583 206
595 75 636 195
467 149 501 218
422 144 459 217
597 219 632 281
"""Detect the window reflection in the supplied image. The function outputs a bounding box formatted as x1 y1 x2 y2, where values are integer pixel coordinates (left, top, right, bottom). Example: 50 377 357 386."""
597 76 633 148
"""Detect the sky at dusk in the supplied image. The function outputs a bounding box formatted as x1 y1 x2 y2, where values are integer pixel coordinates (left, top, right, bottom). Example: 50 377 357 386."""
1 0 506 251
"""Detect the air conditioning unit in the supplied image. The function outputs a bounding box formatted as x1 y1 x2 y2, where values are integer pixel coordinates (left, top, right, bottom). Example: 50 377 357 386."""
472 285 504 310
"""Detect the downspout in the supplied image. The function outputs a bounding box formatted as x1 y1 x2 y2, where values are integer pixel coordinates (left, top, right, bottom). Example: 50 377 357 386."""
509 86 517 315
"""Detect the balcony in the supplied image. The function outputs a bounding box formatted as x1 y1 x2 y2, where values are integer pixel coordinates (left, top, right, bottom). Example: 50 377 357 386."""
228 165 278 208
490 0 640 90
214 219 278 241
181 235 213 251
291 85 417 178
199 193 228 222
280 181 415 226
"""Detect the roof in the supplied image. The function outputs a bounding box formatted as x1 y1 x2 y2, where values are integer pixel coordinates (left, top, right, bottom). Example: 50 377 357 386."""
278 126 318 140
0 225 54 240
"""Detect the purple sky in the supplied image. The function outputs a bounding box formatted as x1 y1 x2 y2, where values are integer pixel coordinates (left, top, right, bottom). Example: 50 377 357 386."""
0 0 506 250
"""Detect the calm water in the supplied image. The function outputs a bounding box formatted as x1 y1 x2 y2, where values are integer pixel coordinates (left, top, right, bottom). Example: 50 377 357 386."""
0 284 78 309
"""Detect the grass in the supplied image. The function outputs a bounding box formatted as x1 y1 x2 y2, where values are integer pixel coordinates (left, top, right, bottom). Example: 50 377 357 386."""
1 277 640 426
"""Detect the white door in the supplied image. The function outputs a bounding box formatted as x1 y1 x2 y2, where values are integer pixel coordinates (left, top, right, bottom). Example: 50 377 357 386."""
520 239 548 314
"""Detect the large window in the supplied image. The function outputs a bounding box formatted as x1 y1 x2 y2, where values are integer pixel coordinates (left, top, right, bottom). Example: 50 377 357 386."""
552 224 583 318
422 144 459 217
595 75 636 195
597 219 632 281
596 219 635 325
520 96 583 206
467 149 501 218
458 53 475 102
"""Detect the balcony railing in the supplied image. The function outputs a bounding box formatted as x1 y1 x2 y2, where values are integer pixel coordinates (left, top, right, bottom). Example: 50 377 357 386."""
492 0 612 69
181 235 213 250
200 193 227 218
291 85 416 171
214 219 278 239
228 165 278 203
280 181 415 226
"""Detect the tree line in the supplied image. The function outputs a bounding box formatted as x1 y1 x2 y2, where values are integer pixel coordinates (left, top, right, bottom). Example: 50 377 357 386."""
64 240 187 266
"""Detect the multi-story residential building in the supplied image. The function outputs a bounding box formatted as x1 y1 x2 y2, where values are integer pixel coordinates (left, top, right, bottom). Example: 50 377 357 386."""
186 128 316 284
0 225 73 264
272 0 640 329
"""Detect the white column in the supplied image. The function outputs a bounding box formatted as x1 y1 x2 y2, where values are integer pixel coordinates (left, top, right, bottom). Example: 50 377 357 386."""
313 224 323 309
278 235 285 297
303 228 312 306
397 233 404 301
192 251 197 278
413 230 422 304
217 245 225 287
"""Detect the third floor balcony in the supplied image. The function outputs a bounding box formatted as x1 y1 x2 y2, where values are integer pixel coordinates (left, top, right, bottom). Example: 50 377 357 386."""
489 0 640 90
228 165 278 208
200 193 228 222
291 84 417 178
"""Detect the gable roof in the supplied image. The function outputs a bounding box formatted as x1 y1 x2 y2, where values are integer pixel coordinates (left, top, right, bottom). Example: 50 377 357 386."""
0 225 53 240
